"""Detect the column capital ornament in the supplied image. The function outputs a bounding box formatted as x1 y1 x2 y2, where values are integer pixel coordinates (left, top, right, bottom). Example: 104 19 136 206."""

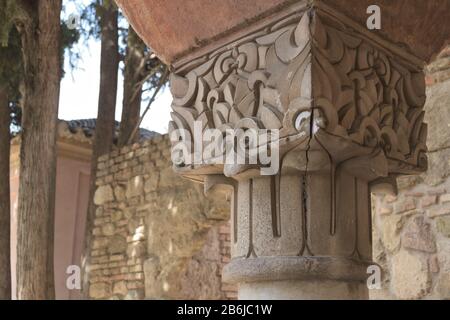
169 6 427 182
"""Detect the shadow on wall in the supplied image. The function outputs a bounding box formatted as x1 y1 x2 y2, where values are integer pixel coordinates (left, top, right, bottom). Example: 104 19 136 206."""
89 136 235 300
371 46 450 300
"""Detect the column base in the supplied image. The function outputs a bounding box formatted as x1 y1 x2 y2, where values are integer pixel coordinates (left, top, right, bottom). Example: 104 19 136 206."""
224 256 372 300
238 280 368 300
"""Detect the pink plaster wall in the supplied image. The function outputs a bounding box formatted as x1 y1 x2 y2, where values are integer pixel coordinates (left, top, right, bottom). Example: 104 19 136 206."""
10 151 91 299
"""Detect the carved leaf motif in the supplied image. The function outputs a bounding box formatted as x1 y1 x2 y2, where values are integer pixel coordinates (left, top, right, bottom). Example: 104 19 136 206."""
260 104 283 129
275 13 310 63
169 11 427 175
311 14 426 172
294 13 310 49
339 103 356 130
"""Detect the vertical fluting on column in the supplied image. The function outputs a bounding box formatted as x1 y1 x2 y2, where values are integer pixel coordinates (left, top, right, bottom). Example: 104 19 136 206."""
223 167 373 299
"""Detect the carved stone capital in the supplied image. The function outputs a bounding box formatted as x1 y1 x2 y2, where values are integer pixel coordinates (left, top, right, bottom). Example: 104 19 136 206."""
168 3 427 299
169 6 427 181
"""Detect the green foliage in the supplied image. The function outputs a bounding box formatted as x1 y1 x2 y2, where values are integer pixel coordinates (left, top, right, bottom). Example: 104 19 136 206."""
0 26 22 137
0 0 81 135
0 26 22 100
1 0 168 137
61 17 81 76
0 0 18 46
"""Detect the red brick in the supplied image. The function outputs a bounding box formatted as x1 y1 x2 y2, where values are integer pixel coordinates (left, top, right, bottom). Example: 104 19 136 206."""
421 195 437 208
393 198 416 214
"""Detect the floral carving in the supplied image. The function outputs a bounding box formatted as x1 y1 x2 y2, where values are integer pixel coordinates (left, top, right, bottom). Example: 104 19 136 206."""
311 15 427 173
169 9 427 177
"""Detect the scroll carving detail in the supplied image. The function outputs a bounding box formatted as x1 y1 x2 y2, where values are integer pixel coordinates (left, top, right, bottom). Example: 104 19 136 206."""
170 10 427 178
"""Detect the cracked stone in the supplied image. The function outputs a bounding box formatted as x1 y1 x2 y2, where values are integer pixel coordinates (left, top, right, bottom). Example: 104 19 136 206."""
391 250 430 299
402 216 436 252
94 185 114 205
380 215 403 252
436 216 450 237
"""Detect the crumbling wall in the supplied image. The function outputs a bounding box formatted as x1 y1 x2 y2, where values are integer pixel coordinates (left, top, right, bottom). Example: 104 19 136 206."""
371 47 450 299
88 136 237 299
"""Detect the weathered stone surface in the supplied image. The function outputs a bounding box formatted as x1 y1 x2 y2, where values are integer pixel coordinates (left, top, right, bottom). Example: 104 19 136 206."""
422 149 450 186
126 176 144 199
436 273 450 298
369 288 396 300
123 207 136 219
157 167 178 189
436 216 450 237
111 210 123 222
427 203 450 218
178 259 223 300
428 255 440 274
108 235 127 255
421 195 437 208
102 223 115 236
393 198 416 214
124 289 144 300
144 173 159 193
424 80 450 151
94 185 114 205
402 216 436 252
372 227 387 267
89 282 111 299
378 205 393 215
114 185 126 202
380 215 403 252
436 238 450 273
198 227 222 262
391 250 430 299
127 242 146 258
127 217 142 234
92 237 108 250
397 176 423 191
113 281 128 297
143 256 160 279
441 194 450 204
89 136 231 301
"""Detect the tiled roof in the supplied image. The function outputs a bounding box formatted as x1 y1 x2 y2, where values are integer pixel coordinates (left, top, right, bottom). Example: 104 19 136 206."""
12 119 160 146
64 119 159 140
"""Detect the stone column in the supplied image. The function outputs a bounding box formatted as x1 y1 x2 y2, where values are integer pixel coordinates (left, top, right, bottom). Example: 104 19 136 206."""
168 3 427 299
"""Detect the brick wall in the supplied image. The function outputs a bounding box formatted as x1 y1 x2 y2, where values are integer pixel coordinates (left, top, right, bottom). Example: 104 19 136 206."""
218 223 237 299
87 136 237 299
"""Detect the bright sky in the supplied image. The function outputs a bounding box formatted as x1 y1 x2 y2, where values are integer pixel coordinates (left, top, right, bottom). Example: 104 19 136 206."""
58 0 172 134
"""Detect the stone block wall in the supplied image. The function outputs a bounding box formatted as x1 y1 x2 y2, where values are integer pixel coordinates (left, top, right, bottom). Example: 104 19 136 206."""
88 136 237 299
371 47 450 300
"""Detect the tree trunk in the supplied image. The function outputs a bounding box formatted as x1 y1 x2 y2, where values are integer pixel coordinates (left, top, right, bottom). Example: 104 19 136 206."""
16 0 62 300
93 4 119 156
118 26 146 147
82 3 119 298
0 85 11 299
